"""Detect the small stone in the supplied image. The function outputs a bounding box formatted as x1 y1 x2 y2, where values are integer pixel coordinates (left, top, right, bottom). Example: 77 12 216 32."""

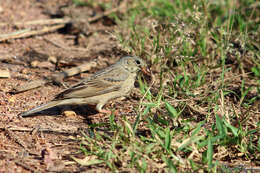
48 56 57 64
237 153 244 157
63 110 77 118
21 68 29 74
8 96 16 103
0 69 10 78
31 60 40 67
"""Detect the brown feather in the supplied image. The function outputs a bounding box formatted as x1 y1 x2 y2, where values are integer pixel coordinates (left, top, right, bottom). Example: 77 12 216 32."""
55 67 128 99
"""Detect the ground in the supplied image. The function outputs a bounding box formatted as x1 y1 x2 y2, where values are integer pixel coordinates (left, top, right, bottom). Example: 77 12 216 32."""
0 0 259 172
0 0 129 172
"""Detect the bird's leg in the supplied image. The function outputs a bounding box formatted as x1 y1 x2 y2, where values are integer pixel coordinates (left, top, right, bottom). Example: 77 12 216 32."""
99 109 112 114
96 102 110 114
100 109 120 116
96 103 119 115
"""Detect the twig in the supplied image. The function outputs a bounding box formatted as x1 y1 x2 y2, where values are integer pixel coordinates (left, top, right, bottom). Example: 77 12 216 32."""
43 37 89 52
12 79 49 93
0 29 31 38
52 61 97 82
88 2 126 23
186 103 209 116
0 24 65 42
11 61 97 93
4 128 39 156
0 18 71 27
0 126 79 135
14 160 41 173
0 3 125 27
5 128 28 149
0 2 127 42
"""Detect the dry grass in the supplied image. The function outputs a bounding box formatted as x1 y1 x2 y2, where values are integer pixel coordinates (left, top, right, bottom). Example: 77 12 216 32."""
70 0 260 172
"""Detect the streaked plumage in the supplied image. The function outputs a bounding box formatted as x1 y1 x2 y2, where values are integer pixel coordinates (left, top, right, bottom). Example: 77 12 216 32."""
19 56 146 117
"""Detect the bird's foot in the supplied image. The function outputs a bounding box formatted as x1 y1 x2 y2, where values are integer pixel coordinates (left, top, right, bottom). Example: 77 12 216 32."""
99 109 119 116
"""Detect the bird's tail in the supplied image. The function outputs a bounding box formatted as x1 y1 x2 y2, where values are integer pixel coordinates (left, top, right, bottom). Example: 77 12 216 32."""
19 100 62 117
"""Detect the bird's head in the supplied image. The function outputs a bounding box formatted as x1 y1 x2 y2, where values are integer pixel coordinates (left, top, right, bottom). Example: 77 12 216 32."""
120 56 148 74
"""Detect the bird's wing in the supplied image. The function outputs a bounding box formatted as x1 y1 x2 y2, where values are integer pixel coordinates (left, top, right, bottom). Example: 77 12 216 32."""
55 67 129 100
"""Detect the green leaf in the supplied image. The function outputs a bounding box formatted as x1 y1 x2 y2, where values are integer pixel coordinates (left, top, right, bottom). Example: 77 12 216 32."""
215 115 225 137
207 135 213 169
142 102 157 107
178 135 204 151
165 101 178 118
191 121 205 137
223 120 238 137
251 64 260 77
165 127 171 151
198 135 223 148
163 156 177 173
258 138 260 151
71 156 103 166
133 106 150 132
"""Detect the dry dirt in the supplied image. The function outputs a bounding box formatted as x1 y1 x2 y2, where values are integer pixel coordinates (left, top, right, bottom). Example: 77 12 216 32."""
0 0 134 172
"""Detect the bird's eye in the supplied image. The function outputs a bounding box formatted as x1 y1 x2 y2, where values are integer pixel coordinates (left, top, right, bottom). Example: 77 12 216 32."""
135 60 141 65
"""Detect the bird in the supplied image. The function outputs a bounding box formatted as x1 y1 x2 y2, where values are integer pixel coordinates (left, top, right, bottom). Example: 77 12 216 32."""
19 56 147 117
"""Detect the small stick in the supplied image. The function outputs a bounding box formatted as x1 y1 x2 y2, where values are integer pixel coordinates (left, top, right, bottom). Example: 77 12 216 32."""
0 3 125 27
43 37 89 52
0 24 65 42
0 18 71 27
5 129 28 149
4 128 39 156
88 2 126 23
11 79 49 93
0 2 127 42
51 61 97 83
14 160 41 173
11 61 97 93
0 29 31 38
0 126 79 135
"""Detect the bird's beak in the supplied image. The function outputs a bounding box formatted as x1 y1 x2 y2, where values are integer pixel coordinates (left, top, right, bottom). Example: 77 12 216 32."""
141 67 150 75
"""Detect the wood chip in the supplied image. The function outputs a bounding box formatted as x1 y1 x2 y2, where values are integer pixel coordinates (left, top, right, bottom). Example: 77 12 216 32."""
37 61 55 69
31 60 40 67
63 110 77 118
0 69 10 78
31 61 55 69
48 56 57 64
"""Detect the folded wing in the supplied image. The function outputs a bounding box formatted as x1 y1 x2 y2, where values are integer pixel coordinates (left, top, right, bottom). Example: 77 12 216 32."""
54 67 129 100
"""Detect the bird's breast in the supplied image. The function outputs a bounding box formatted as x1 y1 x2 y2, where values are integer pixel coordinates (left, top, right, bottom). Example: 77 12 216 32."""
121 75 136 93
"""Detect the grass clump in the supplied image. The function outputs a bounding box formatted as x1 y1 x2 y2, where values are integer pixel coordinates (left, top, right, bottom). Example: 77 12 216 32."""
74 0 260 172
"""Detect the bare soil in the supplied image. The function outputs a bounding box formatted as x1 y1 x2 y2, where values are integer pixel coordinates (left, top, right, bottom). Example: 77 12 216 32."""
0 0 133 172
